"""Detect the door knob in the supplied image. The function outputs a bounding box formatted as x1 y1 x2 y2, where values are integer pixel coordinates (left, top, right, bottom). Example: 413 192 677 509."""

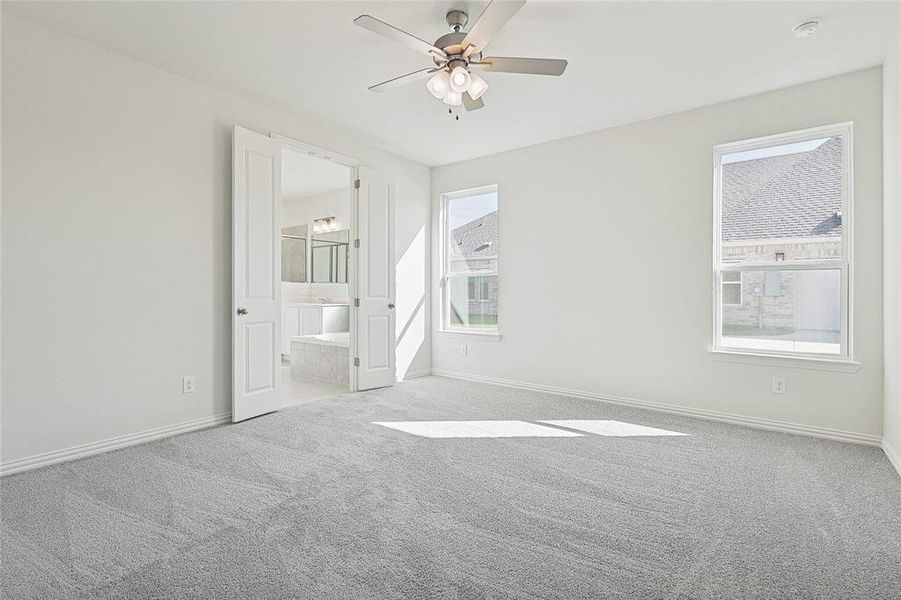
388 303 395 309
236 307 248 316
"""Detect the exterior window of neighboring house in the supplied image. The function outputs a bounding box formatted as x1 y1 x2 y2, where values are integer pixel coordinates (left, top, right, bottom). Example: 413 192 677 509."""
713 123 852 358
722 271 742 305
440 186 499 334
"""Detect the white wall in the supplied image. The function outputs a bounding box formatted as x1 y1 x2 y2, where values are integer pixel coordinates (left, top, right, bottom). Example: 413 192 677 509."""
281 187 352 303
883 7 901 468
0 15 431 466
432 68 884 439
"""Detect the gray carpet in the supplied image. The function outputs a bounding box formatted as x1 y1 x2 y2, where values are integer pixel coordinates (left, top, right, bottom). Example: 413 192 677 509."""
2 376 900 599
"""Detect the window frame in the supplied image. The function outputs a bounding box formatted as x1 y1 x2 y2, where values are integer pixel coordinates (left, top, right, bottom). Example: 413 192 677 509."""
438 184 501 339
712 122 854 362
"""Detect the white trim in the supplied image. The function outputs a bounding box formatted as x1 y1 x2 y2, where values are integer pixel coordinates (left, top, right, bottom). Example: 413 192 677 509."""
438 184 500 337
430 369 881 446
883 439 901 478
708 348 861 372
397 369 432 381
0 413 231 477
712 122 854 361
271 133 359 167
436 330 502 342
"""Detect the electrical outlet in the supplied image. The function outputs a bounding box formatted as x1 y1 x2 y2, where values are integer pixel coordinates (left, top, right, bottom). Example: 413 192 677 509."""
182 376 196 394
460 344 468 357
772 377 786 394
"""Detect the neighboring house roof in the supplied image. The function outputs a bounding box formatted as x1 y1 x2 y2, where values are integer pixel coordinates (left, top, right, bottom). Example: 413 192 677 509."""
722 136 842 242
452 210 499 258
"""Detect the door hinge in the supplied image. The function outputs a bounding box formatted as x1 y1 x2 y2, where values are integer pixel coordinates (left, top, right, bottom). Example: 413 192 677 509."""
354 357 360 367
354 179 361 189
354 298 360 307
354 238 360 248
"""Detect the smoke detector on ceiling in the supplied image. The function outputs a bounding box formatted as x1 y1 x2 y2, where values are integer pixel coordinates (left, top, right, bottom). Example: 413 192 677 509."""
792 19 820 38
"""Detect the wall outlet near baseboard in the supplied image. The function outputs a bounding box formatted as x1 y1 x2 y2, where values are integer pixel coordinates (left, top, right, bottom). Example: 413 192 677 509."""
182 376 196 394
772 377 786 394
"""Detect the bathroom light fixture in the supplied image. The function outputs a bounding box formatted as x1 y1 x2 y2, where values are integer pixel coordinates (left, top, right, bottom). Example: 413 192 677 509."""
313 216 339 234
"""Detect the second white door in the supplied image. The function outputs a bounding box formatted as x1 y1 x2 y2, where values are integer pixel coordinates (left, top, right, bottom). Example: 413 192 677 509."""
355 168 396 390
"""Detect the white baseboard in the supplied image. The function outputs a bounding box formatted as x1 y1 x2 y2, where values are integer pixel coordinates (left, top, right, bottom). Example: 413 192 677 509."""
883 439 901 478
0 412 232 477
398 368 432 381
431 369 882 447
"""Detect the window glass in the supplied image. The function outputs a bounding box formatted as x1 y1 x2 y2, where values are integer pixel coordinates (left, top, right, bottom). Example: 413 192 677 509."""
721 136 843 265
449 275 498 329
722 271 742 305
444 188 499 333
715 126 849 358
721 269 841 355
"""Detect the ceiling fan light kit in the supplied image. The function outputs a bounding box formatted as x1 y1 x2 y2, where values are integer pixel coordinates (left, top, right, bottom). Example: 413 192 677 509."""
442 90 463 107
354 0 568 114
427 70 451 98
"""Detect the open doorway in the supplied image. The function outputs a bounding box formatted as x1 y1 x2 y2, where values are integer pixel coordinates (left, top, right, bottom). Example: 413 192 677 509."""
232 126 397 422
279 147 353 406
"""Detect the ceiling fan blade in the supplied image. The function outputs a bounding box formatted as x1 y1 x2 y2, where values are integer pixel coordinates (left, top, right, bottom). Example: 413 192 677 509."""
368 68 441 93
461 0 526 57
354 15 448 60
478 56 568 76
463 92 485 111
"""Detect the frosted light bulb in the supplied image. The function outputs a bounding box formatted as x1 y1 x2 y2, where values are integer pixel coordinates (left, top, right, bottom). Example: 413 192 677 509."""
449 66 471 93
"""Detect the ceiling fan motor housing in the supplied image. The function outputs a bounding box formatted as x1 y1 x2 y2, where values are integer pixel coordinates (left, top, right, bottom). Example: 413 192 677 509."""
432 32 482 65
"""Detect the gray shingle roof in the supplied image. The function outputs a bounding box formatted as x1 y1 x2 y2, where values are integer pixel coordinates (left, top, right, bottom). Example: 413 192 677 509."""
722 136 842 242
452 210 499 257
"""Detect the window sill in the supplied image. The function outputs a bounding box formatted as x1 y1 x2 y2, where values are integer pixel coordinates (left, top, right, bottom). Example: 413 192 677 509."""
437 330 503 342
708 348 860 373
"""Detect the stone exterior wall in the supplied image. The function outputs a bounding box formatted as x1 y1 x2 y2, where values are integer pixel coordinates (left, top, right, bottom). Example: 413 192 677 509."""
722 238 841 332
723 271 798 329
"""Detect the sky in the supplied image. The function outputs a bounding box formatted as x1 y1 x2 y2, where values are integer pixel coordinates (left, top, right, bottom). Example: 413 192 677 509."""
449 191 498 230
722 137 830 164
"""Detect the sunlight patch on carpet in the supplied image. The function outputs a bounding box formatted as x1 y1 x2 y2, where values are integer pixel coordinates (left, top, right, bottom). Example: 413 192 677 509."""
373 420 584 438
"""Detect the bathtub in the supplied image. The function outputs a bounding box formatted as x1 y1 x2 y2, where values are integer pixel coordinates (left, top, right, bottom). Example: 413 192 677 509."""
291 331 350 348
290 331 350 385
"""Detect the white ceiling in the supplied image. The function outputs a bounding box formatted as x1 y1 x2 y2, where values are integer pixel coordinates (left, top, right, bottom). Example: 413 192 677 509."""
282 149 350 199
4 1 897 166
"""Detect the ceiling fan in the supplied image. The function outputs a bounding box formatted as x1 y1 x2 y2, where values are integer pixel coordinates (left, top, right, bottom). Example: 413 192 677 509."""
353 0 567 112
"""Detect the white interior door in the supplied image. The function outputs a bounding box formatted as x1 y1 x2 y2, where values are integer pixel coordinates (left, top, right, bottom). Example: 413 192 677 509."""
356 168 396 390
232 125 282 422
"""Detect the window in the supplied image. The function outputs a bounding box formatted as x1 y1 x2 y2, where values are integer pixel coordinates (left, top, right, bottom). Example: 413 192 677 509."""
713 124 851 358
440 186 499 335
722 271 742 305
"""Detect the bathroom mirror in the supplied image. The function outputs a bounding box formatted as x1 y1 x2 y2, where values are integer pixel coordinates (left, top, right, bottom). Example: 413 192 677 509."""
312 229 349 284
281 224 308 283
